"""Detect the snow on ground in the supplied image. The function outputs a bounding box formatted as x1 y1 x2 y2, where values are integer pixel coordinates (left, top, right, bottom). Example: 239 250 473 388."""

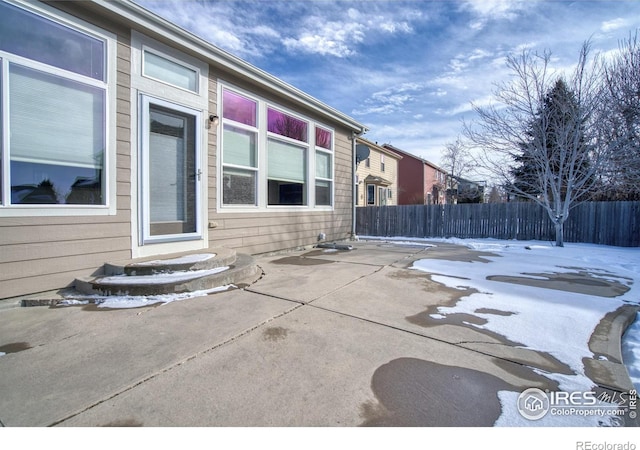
97 266 229 285
133 253 216 266
363 236 640 426
622 312 640 391
60 285 235 309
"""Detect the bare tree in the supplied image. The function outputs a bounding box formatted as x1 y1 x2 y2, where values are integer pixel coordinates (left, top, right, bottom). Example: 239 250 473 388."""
465 42 605 246
440 137 474 203
597 32 640 199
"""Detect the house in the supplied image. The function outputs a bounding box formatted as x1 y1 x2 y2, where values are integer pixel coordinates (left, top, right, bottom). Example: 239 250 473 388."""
447 176 486 204
355 138 401 207
382 144 447 205
0 0 367 300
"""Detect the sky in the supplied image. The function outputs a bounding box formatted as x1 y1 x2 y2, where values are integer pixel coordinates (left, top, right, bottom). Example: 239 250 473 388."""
133 0 640 169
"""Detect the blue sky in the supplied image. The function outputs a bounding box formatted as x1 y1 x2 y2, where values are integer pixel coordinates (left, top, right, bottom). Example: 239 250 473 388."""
134 0 640 167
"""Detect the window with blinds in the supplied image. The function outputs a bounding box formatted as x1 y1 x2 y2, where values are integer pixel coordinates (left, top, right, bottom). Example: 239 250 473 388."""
220 86 334 209
143 49 198 93
0 1 109 207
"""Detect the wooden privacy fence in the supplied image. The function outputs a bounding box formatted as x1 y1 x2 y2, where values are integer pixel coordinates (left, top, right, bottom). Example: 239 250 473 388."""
356 201 640 247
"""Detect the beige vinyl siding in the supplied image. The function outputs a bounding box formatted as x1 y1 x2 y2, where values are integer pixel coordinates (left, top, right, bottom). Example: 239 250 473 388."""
0 7 133 300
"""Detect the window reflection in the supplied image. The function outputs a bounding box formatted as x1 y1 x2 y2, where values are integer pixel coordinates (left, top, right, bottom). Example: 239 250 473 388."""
223 90 256 127
316 126 332 150
11 161 102 205
268 108 308 143
0 2 104 80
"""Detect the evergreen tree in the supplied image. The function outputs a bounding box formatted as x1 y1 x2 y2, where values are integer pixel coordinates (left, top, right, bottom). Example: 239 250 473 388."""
509 79 593 202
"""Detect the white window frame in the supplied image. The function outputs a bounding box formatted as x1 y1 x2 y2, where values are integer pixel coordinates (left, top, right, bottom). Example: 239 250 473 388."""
218 82 335 212
314 148 334 207
139 95 203 245
142 45 201 94
266 105 310 208
366 184 375 205
0 0 117 217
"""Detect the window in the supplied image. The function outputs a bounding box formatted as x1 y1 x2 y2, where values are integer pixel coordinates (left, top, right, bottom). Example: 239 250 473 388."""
268 108 307 142
365 157 370 168
315 126 333 206
0 2 104 80
0 2 112 210
143 49 198 92
367 184 375 205
221 90 258 205
268 138 307 205
380 154 385 172
388 188 393 200
379 187 387 206
220 86 333 209
267 108 308 206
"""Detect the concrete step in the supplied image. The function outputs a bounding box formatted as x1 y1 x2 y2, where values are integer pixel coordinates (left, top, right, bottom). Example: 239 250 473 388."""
75 253 261 297
18 249 262 306
104 247 237 276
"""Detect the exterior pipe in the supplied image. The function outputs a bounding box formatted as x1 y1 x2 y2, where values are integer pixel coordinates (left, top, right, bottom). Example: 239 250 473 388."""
351 129 365 239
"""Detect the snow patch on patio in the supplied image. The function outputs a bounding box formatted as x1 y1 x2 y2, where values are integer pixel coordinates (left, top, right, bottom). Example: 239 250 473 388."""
98 266 229 285
622 312 640 390
133 253 216 266
59 284 235 309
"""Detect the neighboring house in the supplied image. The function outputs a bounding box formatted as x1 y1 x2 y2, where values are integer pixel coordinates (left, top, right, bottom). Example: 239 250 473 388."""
447 176 486 204
0 0 367 300
355 138 401 207
383 144 447 205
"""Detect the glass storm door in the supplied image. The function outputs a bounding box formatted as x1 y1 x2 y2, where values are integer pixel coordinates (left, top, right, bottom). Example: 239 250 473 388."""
141 96 202 244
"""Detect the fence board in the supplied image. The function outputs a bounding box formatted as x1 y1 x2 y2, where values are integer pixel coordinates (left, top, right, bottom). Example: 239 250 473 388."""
356 201 640 247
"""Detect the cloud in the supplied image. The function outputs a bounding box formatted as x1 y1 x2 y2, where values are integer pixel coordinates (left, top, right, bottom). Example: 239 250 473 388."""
352 82 427 116
601 18 630 32
444 95 496 116
461 0 536 30
283 18 365 57
282 4 417 57
461 0 531 20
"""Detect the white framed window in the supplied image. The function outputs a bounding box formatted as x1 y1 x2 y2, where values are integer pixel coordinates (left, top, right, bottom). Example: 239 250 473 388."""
142 47 199 93
0 0 116 216
219 84 334 211
221 89 258 206
380 154 385 172
366 184 375 205
131 31 208 109
315 125 333 207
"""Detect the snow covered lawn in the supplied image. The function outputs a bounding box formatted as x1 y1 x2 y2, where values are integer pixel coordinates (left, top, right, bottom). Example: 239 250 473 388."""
369 236 640 426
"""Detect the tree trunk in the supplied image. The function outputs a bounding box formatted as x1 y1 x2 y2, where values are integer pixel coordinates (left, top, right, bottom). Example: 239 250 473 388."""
555 220 564 247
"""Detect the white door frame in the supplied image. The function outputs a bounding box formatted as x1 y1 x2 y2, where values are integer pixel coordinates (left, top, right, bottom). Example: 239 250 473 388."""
139 94 204 245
